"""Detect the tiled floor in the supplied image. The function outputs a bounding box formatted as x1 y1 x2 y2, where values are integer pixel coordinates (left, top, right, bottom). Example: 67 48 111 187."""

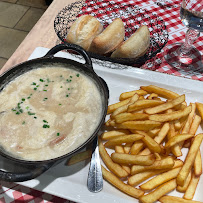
0 0 49 69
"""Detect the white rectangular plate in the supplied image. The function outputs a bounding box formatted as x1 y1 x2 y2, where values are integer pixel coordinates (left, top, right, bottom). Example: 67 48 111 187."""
1 47 203 203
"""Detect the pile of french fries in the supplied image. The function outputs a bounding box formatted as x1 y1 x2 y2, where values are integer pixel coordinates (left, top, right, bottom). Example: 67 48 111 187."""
100 85 203 203
66 85 203 203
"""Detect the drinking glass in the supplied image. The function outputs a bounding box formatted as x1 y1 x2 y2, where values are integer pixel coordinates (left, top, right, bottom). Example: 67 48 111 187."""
164 0 203 71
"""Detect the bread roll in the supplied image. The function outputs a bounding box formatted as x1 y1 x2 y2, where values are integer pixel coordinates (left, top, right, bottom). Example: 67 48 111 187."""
89 18 125 54
111 25 150 58
66 15 103 51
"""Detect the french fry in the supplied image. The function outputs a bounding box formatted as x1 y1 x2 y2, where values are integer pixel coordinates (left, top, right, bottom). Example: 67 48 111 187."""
182 116 200 149
107 98 131 114
101 129 130 140
167 122 182 157
173 159 184 168
140 85 180 99
183 173 200 200
177 134 203 186
119 120 162 131
140 167 181 191
128 159 183 187
148 128 161 137
154 152 162 160
139 179 177 203
177 171 192 192
154 122 170 144
145 95 185 115
111 153 155 165
149 105 192 122
189 115 201 135
106 119 116 127
119 89 147 101
115 145 124 153
98 138 128 178
130 140 144 155
194 150 202 177
111 94 139 118
147 93 159 100
182 103 196 134
114 112 148 123
196 102 203 119
159 195 202 203
128 170 166 186
138 147 151 156
66 149 92 165
105 118 113 126
123 142 133 154
174 120 182 130
139 95 145 100
101 166 144 198
174 102 187 111
128 99 164 112
114 145 131 174
104 134 143 148
131 157 174 175
165 134 194 151
138 123 170 156
142 133 162 153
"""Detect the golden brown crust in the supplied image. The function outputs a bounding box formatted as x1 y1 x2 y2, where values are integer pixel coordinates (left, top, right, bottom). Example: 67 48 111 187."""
89 18 125 54
66 15 103 51
111 25 150 58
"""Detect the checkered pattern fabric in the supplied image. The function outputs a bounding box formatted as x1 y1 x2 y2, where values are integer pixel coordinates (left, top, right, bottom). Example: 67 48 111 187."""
184 0 203 12
0 181 73 203
0 1 202 202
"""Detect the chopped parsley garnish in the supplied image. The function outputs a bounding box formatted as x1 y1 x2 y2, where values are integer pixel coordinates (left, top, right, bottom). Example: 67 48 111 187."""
43 124 50 128
27 94 32 99
39 79 44 82
43 89 47 92
43 97 48 101
43 120 48 123
34 116 37 119
34 87 37 90
32 82 36 85
22 98 25 101
76 73 80 77
57 133 60 136
66 94 69 97
28 111 35 115
59 103 62 106
66 79 72 83
70 76 72 78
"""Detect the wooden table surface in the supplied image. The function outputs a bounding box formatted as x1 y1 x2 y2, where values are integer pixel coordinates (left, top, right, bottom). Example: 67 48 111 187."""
1 0 78 75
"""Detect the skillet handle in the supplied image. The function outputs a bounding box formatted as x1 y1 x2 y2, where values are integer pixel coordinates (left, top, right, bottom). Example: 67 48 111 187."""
0 162 54 182
44 43 93 69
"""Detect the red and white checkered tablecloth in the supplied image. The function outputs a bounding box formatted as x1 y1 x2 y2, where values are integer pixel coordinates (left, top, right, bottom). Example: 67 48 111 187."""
0 0 202 203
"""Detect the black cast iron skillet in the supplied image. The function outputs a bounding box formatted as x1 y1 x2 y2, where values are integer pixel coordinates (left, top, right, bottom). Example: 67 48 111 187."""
0 43 109 182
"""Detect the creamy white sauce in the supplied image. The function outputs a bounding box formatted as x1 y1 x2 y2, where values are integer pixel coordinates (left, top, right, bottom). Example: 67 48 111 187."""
0 66 102 161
